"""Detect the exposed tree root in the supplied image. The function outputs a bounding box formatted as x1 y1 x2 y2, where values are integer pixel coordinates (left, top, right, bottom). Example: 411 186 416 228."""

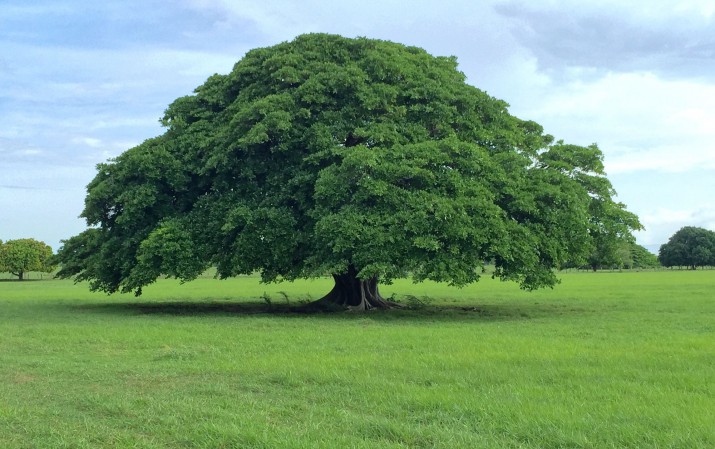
309 266 402 311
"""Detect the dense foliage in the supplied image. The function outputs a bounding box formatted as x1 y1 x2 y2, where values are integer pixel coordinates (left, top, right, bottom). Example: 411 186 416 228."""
659 226 715 269
571 241 659 271
0 238 55 280
56 34 641 308
629 243 660 269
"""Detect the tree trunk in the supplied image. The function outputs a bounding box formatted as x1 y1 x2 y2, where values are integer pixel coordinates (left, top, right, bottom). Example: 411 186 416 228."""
314 265 398 311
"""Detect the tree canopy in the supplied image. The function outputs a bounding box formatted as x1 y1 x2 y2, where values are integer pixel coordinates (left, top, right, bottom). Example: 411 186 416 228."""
0 238 55 280
659 226 715 269
56 33 642 309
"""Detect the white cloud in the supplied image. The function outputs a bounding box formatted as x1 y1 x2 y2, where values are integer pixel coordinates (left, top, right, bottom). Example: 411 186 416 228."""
595 0 715 20
636 206 715 246
0 138 45 159
607 146 715 173
1 40 244 167
513 71 715 173
671 0 715 18
71 137 102 148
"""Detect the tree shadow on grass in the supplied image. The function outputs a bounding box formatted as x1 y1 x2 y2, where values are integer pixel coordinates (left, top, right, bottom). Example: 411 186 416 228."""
71 299 591 323
0 278 44 282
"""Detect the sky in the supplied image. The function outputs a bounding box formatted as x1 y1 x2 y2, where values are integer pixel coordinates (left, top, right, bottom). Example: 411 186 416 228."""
1 0 714 253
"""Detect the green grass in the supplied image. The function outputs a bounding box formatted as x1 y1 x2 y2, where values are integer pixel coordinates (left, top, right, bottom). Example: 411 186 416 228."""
1 271 714 448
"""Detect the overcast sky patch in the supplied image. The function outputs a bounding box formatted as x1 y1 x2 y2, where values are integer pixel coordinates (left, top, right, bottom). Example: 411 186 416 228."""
496 0 715 80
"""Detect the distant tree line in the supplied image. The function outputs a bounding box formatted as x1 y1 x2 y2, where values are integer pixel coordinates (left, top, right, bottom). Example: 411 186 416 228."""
565 240 659 271
0 238 55 280
566 226 715 271
3 227 711 285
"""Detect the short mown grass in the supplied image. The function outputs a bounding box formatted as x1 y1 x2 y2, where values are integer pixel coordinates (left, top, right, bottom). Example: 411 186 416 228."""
1 270 713 448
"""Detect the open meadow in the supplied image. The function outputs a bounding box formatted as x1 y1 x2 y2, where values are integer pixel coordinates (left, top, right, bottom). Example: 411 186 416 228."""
1 270 713 448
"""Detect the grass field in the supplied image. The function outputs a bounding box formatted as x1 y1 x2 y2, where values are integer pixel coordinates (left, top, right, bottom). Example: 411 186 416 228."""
1 270 713 448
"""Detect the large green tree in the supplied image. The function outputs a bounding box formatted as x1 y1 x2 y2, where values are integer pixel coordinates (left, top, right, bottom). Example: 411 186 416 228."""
0 238 55 280
56 34 641 309
659 226 715 269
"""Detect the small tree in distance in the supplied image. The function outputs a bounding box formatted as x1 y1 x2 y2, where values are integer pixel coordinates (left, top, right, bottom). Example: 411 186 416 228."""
55 34 642 309
0 238 55 280
630 243 660 269
659 226 715 270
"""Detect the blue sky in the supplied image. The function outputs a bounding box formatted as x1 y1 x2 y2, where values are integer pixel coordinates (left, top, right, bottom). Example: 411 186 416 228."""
1 0 714 252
